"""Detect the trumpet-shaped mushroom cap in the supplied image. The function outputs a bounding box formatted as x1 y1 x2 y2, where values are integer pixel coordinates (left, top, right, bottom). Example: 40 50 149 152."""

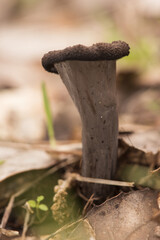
42 41 130 74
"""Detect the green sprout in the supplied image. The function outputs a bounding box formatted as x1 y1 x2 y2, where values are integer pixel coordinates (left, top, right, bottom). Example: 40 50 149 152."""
42 82 56 147
27 195 48 224
22 195 49 238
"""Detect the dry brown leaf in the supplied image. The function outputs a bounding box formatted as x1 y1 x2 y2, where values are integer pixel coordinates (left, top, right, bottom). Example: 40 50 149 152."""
0 147 55 182
122 129 160 154
87 189 159 240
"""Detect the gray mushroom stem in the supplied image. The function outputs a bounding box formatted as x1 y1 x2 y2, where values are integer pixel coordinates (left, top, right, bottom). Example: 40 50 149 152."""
42 42 130 200
55 60 117 198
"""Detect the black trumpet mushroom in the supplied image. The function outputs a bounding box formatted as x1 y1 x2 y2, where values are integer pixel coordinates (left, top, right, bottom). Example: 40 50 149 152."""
42 41 130 201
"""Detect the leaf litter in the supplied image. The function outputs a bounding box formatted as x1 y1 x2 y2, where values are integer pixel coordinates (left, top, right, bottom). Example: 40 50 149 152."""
0 130 159 240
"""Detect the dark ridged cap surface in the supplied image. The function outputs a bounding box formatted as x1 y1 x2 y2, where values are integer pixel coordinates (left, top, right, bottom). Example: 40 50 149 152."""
42 41 130 74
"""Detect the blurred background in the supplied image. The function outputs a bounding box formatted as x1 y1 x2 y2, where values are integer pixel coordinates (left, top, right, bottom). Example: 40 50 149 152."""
0 0 160 142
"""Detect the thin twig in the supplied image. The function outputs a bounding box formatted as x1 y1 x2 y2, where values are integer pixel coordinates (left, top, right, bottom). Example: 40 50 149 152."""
1 189 24 229
21 203 31 240
82 194 96 216
151 167 160 173
73 173 134 187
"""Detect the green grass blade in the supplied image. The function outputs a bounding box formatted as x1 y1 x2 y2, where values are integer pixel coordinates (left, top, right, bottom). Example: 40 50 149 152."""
42 82 56 147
